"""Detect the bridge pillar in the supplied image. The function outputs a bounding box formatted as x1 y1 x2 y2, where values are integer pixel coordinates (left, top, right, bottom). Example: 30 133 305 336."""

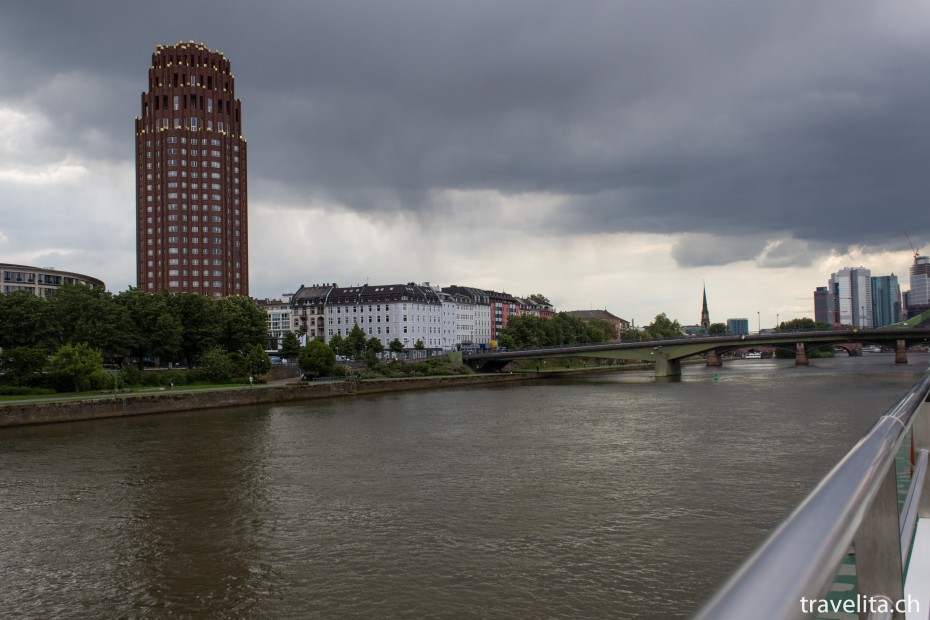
654 357 681 379
705 350 722 367
895 339 908 364
795 342 809 366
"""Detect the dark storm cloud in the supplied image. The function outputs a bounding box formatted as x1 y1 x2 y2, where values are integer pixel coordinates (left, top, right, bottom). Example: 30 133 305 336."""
3 0 930 263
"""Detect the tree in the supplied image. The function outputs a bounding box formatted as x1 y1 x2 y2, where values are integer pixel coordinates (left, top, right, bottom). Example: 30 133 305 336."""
248 344 272 376
0 290 55 350
414 339 425 350
365 337 385 354
528 293 551 305
388 338 405 355
172 292 220 367
280 331 302 359
48 343 103 392
213 295 268 352
777 318 832 332
620 327 643 343
116 288 182 365
199 346 234 382
0 346 48 386
708 323 727 336
299 340 337 378
47 285 133 357
328 332 346 357
345 325 367 358
643 313 682 340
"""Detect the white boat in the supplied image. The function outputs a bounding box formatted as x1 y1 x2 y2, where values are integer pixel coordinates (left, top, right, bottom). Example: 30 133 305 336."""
745 351 762 359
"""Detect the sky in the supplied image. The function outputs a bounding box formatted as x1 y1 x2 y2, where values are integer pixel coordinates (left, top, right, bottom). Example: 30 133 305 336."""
1 0 929 328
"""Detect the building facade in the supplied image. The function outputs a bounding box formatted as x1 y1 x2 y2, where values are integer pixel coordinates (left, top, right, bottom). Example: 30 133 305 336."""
135 42 248 297
726 318 750 336
828 267 872 328
324 283 445 354
563 310 628 337
909 255 930 315
813 286 833 324
870 275 901 328
256 295 292 350
1 264 104 296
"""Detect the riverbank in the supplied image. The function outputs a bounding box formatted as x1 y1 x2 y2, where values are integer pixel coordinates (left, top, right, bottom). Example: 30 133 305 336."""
0 366 646 428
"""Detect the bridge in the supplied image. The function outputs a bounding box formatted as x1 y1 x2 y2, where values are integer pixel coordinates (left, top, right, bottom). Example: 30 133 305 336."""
462 327 930 378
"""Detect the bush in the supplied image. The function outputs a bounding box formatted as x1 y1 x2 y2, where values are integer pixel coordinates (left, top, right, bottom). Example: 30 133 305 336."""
89 369 115 390
0 386 56 396
119 364 144 386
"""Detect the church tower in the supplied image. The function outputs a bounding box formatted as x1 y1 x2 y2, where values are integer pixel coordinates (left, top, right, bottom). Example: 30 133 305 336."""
700 286 710 330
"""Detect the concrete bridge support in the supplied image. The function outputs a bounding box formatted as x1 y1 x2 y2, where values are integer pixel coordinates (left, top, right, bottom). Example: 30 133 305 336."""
896 339 908 364
795 342 809 366
654 357 681 379
705 350 722 367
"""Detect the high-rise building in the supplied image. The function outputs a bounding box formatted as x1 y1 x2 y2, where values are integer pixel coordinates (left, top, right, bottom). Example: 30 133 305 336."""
135 42 248 296
726 318 749 336
909 255 930 314
828 267 872 328
813 286 833 324
870 275 901 328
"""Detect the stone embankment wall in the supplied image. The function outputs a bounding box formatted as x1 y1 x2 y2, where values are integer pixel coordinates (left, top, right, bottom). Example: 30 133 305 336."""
0 373 541 428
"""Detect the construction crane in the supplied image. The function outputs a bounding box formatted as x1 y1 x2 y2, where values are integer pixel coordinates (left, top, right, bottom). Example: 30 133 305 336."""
904 230 920 259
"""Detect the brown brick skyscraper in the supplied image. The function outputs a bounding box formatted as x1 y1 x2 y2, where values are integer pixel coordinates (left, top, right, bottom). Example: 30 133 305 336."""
135 42 248 296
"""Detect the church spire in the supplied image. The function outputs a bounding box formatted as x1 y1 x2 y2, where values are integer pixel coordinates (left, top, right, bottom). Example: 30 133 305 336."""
700 285 710 330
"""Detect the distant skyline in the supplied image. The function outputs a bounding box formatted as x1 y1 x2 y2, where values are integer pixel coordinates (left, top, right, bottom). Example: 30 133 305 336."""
2 1 929 327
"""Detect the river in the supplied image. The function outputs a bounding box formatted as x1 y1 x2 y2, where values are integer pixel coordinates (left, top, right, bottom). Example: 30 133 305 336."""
1 353 927 618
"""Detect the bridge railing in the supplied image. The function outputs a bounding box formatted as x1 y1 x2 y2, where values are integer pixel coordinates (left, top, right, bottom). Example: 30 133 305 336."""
693 367 930 619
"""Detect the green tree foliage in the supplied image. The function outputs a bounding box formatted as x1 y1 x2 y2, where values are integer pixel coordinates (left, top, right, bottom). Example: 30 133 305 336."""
388 338 405 354
0 346 48 386
499 312 619 349
0 290 55 350
214 295 268 352
280 331 302 359
777 318 832 332
48 343 104 392
620 327 644 343
708 323 727 336
248 344 272 376
299 340 337 378
643 313 683 340
328 332 347 357
172 292 220 366
116 288 183 365
47 285 134 357
528 293 551 305
365 337 385 354
198 346 234 383
345 325 367 358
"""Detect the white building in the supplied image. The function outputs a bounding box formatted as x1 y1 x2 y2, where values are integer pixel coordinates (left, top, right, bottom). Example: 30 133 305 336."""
442 285 492 348
829 267 872 328
1 263 105 296
325 283 445 355
256 294 293 349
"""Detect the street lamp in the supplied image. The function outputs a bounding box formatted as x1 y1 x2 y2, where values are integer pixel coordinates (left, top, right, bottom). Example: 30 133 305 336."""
757 311 761 334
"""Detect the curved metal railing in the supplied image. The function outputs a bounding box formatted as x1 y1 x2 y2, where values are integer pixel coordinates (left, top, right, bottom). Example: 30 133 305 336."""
693 367 930 620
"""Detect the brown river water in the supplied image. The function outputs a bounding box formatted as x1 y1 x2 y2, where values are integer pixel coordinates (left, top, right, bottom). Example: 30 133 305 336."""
1 354 926 618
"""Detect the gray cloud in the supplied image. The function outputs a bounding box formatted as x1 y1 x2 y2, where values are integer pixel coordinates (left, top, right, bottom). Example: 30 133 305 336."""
2 0 930 274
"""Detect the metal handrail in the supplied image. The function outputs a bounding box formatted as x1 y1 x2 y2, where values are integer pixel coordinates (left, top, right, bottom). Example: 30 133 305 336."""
693 368 930 620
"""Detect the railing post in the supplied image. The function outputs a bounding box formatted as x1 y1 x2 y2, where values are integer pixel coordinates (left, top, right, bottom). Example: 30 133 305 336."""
854 462 905 619
917 396 930 519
